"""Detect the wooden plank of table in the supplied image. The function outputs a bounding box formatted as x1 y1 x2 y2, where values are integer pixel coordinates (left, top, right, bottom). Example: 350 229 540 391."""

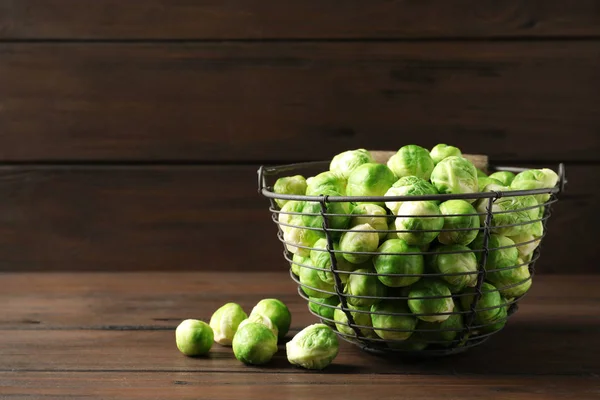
1 273 599 377
1 0 599 40
0 164 595 272
1 372 597 400
1 42 598 162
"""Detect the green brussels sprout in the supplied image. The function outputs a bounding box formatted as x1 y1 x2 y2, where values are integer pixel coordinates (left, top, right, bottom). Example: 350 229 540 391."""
488 171 516 186
333 303 377 338
408 279 454 323
232 322 278 365
306 171 347 196
286 323 339 370
175 319 214 356
438 199 480 246
329 149 374 179
477 195 540 237
531 220 544 238
299 259 336 299
238 312 279 338
430 156 479 202
384 176 439 215
344 268 388 307
427 244 478 291
346 163 398 204
459 282 505 326
339 223 380 264
477 177 504 192
283 226 323 257
430 144 462 165
308 296 339 323
470 233 519 283
394 201 444 246
372 239 424 287
479 301 508 333
291 253 309 276
209 303 248 346
350 203 389 240
371 300 417 341
387 145 435 180
416 305 464 347
510 168 559 204
278 200 306 234
508 232 541 259
310 238 357 284
273 175 307 208
490 259 532 299
301 194 352 234
476 168 488 178
250 299 292 340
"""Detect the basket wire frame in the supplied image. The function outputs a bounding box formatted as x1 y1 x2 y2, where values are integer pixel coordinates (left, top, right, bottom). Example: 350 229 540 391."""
259 161 565 357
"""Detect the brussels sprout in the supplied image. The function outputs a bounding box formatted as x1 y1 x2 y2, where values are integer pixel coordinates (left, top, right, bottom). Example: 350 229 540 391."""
339 223 380 264
299 259 336 299
372 239 424 287
394 201 444 246
430 156 479 202
286 323 339 370
283 225 323 257
306 171 347 196
531 220 544 239
459 282 505 326
408 279 454 323
510 168 559 203
238 312 279 338
470 233 519 283
480 301 508 333
416 305 464 347
350 203 389 240
490 259 532 299
273 175 307 208
250 299 292 340
488 171 516 186
291 253 310 276
344 268 388 307
329 149 374 179
175 319 214 356
387 145 435 180
277 200 306 234
371 300 417 341
384 176 439 215
301 194 352 234
308 296 339 323
508 232 541 259
477 195 540 237
232 322 278 365
346 163 398 204
310 238 357 284
476 168 488 178
477 177 504 192
209 303 248 346
427 244 478 291
438 200 480 246
333 303 377 338
430 144 462 165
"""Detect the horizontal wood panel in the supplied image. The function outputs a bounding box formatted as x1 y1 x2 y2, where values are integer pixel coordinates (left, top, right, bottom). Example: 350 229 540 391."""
1 1 599 39
0 164 595 272
1 274 599 377
2 373 597 400
1 42 598 162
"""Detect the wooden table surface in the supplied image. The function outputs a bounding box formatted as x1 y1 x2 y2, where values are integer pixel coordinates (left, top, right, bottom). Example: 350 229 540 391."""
1 272 599 399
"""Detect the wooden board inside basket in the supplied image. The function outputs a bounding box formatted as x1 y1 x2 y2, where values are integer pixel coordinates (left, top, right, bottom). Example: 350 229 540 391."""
371 150 489 173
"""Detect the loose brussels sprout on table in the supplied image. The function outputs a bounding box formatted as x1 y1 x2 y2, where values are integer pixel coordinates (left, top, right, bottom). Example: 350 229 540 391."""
175 319 214 356
387 145 435 180
384 176 439 215
286 323 339 370
344 268 388 307
209 303 248 346
238 312 279 338
250 298 292 340
232 322 279 365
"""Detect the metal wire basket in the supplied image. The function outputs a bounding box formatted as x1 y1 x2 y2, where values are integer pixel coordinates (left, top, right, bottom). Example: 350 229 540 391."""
258 160 566 357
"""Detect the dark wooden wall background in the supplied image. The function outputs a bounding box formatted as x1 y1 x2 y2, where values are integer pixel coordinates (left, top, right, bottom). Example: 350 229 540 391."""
0 1 598 273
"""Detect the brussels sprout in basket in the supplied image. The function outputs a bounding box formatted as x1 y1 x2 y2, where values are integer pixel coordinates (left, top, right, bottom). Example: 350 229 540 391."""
260 145 564 356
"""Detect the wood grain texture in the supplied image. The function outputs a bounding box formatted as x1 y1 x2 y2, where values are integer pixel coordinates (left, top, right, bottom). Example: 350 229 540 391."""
1 0 599 40
2 373 598 400
1 42 598 162
0 164 595 272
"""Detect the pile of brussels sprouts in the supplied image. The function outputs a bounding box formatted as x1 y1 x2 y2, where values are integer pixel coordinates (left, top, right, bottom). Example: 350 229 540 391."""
273 144 559 350
174 299 340 370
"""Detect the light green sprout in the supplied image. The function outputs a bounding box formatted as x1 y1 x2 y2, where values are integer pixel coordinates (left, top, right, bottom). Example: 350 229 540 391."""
384 176 439 215
477 195 540 237
372 238 424 287
333 303 377 338
350 203 389 240
470 233 519 283
344 268 388 307
346 163 398 204
238 312 279 338
286 323 339 370
299 259 336 299
371 300 417 341
339 223 380 264
306 171 347 196
438 199 480 246
430 156 479 202
310 238 357 285
459 282 507 330
430 144 462 165
488 171 516 186
250 298 292 340
387 145 435 180
416 305 464 347
394 201 444 246
209 303 248 346
510 168 559 203
273 175 307 208
428 244 478 292
408 279 454 323
308 296 339 323
329 149 374 179
232 322 278 365
175 319 214 356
